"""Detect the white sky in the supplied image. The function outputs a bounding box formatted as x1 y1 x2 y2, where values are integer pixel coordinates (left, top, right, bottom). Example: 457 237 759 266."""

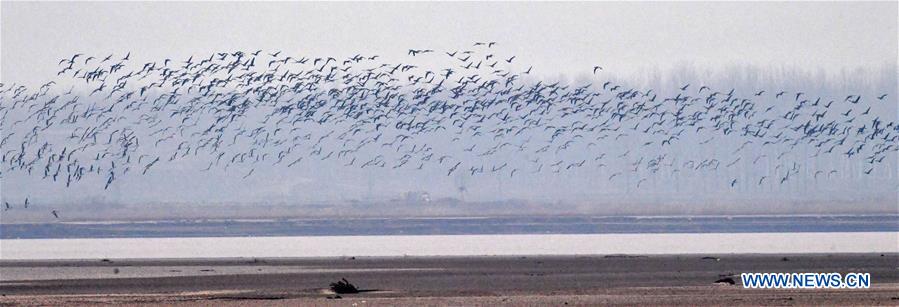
3 1 897 86
0 2 896 210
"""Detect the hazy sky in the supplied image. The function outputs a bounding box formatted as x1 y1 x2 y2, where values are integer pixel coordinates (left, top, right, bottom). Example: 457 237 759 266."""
3 1 897 86
1 2 896 212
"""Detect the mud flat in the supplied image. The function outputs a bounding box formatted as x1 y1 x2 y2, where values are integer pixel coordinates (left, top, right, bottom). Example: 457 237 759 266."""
1 254 897 306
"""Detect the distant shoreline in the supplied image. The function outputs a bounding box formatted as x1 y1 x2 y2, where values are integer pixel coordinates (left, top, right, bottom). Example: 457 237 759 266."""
2 214 896 239
3 212 898 225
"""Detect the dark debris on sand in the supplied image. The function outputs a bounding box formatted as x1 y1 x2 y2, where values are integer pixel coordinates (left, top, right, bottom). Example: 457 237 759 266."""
715 277 736 285
330 278 359 294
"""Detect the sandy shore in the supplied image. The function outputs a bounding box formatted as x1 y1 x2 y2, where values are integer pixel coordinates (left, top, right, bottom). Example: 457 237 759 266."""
2 254 897 306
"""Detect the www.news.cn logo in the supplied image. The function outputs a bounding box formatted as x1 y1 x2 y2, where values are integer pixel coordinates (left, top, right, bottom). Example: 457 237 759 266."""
741 273 870 289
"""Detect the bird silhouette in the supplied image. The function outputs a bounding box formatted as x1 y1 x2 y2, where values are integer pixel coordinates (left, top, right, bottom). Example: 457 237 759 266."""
0 45 893 202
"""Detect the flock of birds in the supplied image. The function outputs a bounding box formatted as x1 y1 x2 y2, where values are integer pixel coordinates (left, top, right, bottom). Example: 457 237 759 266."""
1 42 897 217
